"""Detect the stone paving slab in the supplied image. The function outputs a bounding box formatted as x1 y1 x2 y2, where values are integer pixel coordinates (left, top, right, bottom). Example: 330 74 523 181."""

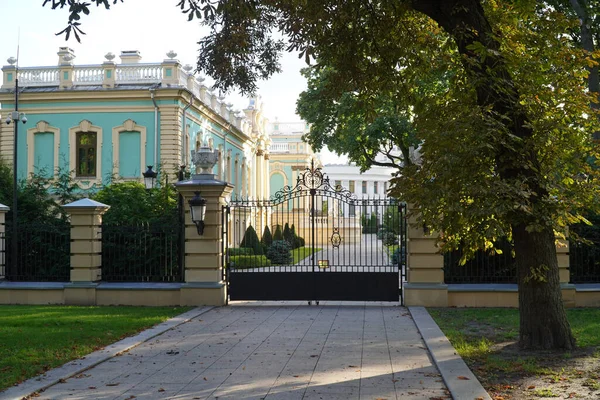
3 302 455 400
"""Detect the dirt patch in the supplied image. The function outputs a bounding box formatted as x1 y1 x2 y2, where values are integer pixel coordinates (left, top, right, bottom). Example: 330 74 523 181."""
466 342 600 399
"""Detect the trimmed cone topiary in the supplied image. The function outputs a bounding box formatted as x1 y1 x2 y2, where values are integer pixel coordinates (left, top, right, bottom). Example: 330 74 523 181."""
273 225 283 241
240 225 263 255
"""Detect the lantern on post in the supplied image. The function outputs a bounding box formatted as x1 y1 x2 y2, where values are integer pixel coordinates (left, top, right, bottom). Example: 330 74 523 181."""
188 191 207 235
142 165 157 189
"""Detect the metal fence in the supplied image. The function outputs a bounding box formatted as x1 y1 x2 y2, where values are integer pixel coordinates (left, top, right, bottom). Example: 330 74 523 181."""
4 220 71 282
0 230 5 279
443 240 516 284
569 221 600 283
101 222 182 282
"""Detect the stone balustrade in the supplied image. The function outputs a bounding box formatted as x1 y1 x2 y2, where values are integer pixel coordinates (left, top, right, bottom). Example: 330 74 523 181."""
1 49 246 132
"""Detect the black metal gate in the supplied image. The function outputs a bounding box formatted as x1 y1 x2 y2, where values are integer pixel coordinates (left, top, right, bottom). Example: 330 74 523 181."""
223 162 407 303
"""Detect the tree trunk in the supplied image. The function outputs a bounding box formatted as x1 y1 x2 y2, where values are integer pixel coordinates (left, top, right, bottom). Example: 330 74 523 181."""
412 0 575 349
513 224 575 349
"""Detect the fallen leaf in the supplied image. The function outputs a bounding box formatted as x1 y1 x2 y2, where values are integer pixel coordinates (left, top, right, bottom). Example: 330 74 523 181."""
457 376 470 380
106 383 120 387
158 388 165 392
88 387 96 390
203 377 207 381
527 385 535 390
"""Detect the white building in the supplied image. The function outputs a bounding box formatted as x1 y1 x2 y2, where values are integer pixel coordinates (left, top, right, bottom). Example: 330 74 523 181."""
321 163 396 217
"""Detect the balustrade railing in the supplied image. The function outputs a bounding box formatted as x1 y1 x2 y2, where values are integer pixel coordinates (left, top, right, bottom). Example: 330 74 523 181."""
116 64 162 83
4 60 246 132
270 143 290 153
73 66 104 84
18 67 60 86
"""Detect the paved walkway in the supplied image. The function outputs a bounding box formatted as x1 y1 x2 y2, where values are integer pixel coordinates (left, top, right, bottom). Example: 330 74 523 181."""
2 302 489 400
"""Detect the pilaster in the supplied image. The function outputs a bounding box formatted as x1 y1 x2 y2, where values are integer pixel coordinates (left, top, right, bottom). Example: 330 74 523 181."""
159 106 183 174
161 59 181 87
557 236 576 307
102 61 116 88
177 177 234 306
62 198 110 305
2 65 16 89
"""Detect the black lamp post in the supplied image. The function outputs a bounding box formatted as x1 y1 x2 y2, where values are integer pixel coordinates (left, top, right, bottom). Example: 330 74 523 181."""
142 165 157 189
188 191 207 235
5 61 26 273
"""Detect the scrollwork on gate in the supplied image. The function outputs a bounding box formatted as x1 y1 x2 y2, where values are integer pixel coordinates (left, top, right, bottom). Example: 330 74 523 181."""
270 160 357 205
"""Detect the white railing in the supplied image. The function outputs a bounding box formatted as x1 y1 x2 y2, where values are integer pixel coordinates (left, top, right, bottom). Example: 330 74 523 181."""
5 61 248 133
271 122 308 134
179 71 189 87
18 67 60 86
73 66 104 85
116 64 162 84
270 143 290 153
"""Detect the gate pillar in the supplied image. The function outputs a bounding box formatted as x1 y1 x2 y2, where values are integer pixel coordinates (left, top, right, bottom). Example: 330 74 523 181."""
404 209 448 306
177 176 234 306
62 198 110 305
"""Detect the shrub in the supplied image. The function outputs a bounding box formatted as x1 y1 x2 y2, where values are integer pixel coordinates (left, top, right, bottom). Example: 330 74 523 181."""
382 232 399 246
92 181 178 225
361 213 379 234
240 225 263 255
273 225 283 241
228 247 254 256
267 240 293 264
228 255 271 268
377 227 388 239
392 247 405 266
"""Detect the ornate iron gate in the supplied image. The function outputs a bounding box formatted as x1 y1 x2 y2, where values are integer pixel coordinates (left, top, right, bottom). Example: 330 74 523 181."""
223 162 407 303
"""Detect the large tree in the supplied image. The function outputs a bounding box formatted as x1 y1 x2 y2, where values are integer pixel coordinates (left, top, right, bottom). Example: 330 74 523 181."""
46 0 600 350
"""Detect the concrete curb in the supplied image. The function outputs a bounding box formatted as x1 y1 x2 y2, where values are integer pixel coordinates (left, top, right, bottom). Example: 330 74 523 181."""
0 306 214 400
409 306 491 400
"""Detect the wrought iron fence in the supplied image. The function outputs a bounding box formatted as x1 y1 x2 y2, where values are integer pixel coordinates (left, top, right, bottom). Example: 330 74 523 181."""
569 221 600 283
4 220 71 282
443 240 516 284
102 222 182 282
0 230 5 279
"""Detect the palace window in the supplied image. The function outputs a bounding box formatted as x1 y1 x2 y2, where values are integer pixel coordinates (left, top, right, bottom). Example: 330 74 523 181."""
76 132 97 177
362 181 367 194
374 181 378 194
349 180 355 193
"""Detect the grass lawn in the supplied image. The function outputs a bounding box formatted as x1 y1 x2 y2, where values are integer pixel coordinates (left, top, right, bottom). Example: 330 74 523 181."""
0 305 191 392
291 246 322 264
429 308 600 399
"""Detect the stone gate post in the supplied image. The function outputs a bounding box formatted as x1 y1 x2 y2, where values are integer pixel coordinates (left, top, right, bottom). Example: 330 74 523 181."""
404 208 448 306
62 198 110 305
177 150 234 306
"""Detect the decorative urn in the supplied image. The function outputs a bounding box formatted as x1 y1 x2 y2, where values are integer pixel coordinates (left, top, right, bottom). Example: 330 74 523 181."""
191 146 219 176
